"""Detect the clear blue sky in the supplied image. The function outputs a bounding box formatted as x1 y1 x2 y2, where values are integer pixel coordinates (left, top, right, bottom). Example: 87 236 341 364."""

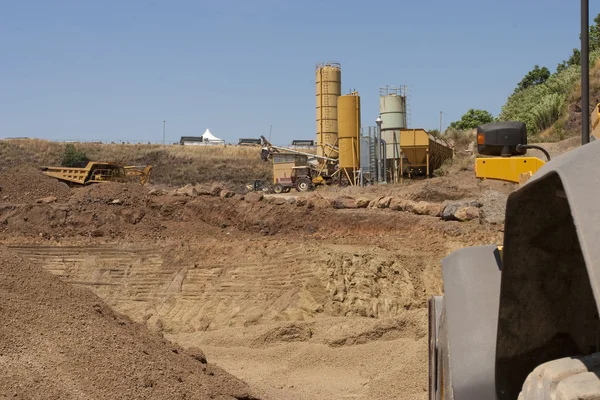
1 0 598 145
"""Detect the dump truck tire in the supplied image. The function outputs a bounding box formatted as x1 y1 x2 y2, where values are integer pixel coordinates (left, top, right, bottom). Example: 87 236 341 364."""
518 353 600 400
273 184 284 194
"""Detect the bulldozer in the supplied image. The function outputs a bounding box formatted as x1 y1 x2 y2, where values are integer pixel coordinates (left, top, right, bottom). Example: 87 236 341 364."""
428 3 600 398
40 162 152 187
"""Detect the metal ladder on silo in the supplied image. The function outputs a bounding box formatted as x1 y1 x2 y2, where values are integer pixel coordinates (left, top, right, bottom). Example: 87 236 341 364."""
321 74 331 157
369 128 377 182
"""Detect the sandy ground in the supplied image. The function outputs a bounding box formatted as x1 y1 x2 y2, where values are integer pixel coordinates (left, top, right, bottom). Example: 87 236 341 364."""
0 163 507 399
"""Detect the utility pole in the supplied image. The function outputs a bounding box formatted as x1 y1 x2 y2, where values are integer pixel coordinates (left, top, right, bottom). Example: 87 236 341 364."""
163 120 166 145
439 111 443 134
268 124 273 142
582 0 590 145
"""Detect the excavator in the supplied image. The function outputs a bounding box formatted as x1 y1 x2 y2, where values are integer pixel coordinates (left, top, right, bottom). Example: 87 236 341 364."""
428 2 600 399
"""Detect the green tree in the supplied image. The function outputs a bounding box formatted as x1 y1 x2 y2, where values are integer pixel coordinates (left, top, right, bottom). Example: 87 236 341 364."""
61 144 89 167
449 109 494 130
515 65 551 93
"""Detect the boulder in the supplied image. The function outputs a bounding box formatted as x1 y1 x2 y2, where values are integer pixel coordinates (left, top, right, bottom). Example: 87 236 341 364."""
412 201 431 215
195 185 213 196
403 200 418 213
174 185 197 197
454 206 480 221
311 198 331 209
219 189 235 199
273 197 287 205
425 203 444 217
441 202 460 221
287 197 297 205
245 192 263 203
332 197 357 209
210 184 224 196
377 196 392 209
36 196 57 204
355 198 370 208
368 196 383 208
295 197 307 207
479 190 508 225
110 199 122 205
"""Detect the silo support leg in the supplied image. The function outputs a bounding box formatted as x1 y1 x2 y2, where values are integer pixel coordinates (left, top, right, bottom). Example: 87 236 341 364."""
400 155 404 184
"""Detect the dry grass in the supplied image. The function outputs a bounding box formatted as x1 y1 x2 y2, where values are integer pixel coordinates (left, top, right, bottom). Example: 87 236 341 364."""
0 140 271 189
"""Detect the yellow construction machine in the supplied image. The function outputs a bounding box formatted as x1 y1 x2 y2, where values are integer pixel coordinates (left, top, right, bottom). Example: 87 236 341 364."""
475 106 600 185
473 121 550 185
41 162 152 187
429 4 600 397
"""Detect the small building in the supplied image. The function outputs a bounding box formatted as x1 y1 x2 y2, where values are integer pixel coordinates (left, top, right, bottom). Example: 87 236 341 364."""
291 139 314 147
238 138 262 146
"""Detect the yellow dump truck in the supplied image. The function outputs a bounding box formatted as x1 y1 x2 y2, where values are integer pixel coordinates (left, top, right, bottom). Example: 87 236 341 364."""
41 162 152 186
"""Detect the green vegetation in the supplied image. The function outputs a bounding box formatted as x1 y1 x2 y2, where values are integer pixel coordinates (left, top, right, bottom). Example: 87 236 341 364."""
514 65 550 93
498 13 600 140
449 109 494 130
60 144 89 167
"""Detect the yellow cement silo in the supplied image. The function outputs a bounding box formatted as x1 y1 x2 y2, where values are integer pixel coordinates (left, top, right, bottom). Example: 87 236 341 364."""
337 92 361 185
316 62 341 158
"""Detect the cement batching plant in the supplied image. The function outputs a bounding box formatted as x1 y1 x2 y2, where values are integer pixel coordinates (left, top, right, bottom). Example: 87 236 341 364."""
260 62 453 191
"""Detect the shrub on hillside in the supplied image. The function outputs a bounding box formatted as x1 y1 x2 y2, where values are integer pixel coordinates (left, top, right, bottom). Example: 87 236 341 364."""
60 144 89 167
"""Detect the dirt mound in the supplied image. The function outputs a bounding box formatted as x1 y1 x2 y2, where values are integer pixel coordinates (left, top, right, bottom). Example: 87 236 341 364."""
0 248 260 400
0 167 71 203
70 181 151 206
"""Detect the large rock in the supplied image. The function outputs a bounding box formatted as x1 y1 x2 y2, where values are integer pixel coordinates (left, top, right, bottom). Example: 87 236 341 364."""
195 185 213 196
332 197 357 209
295 197 307 207
377 196 392 209
355 198 370 208
219 189 235 199
174 185 197 197
442 199 483 221
389 198 405 211
273 197 287 205
210 184 224 196
36 196 57 204
412 201 431 215
479 190 508 225
311 197 331 209
245 192 263 203
454 206 480 221
426 203 444 217
403 200 418 213
368 196 383 208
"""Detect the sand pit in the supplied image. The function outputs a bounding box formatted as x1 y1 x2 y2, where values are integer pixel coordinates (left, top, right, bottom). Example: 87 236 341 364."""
0 166 507 399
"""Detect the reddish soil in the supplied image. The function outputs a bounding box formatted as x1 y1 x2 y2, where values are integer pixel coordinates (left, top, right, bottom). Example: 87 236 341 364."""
0 248 260 399
0 167 507 400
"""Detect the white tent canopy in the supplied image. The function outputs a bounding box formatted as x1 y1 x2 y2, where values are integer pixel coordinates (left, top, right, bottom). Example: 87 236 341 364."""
200 129 225 144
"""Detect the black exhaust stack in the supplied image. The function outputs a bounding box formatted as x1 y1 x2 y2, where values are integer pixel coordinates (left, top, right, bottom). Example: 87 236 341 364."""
582 0 590 145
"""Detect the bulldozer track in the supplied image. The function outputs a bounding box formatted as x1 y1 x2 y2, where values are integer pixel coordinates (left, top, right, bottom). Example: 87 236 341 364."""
10 244 322 329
